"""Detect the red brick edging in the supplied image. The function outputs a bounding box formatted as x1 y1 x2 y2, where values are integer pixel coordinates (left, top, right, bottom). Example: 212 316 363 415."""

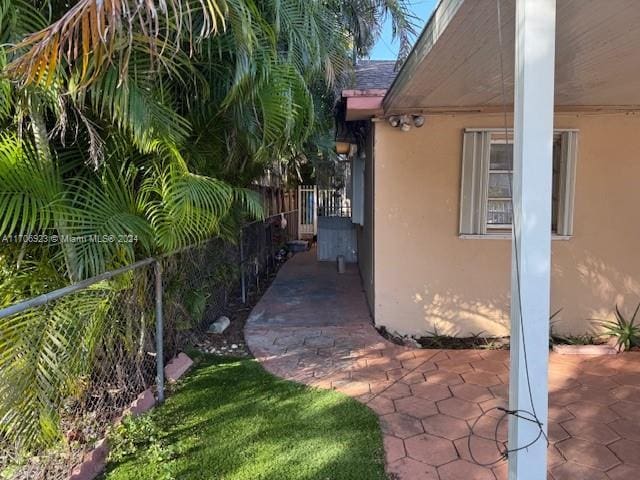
68 353 194 480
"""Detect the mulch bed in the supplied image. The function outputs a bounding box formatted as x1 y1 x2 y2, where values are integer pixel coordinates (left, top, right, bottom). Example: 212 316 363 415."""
194 256 289 357
377 326 510 350
415 335 510 350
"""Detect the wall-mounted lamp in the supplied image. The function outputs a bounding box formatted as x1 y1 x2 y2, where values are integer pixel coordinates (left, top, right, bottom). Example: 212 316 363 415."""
387 114 426 131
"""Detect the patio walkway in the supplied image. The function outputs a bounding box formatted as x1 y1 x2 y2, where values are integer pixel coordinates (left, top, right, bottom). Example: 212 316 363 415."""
245 249 640 480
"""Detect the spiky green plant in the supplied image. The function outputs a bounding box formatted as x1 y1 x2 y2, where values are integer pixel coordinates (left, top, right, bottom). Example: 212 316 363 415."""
599 303 640 352
423 325 451 349
548 308 565 347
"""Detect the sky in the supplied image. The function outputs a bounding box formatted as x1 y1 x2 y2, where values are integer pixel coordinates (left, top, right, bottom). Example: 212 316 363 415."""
368 0 438 60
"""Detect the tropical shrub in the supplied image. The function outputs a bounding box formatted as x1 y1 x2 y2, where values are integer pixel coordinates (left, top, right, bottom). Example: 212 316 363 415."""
0 0 417 462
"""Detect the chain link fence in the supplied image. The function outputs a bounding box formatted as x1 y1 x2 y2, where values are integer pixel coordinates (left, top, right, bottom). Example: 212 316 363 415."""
0 211 298 480
240 210 298 300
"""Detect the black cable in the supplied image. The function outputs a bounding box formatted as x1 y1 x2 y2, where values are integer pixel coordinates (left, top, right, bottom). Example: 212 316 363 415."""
467 0 549 466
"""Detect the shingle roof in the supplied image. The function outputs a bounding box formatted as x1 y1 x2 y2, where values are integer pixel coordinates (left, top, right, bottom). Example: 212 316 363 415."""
352 60 399 90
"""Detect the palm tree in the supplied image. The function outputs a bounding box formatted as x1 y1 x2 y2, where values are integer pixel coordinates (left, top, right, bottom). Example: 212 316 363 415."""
331 0 418 64
0 0 417 459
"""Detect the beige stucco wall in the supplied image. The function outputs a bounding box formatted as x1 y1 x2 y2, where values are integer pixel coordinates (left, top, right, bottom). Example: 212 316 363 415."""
372 112 640 337
358 126 376 313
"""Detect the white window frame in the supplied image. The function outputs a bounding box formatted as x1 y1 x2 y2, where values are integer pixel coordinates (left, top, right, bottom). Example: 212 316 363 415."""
486 136 514 231
459 128 578 238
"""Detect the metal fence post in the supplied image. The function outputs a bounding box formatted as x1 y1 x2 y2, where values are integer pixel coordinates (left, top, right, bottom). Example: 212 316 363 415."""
240 227 246 304
154 259 165 404
265 221 270 277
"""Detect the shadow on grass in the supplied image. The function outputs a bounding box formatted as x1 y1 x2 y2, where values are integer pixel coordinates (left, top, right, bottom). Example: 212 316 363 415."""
103 354 387 480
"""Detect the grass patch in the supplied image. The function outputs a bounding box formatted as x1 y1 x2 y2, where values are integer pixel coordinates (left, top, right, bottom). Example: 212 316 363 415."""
102 354 387 480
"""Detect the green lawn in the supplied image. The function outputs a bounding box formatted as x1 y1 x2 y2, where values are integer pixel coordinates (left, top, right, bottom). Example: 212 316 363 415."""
103 354 387 480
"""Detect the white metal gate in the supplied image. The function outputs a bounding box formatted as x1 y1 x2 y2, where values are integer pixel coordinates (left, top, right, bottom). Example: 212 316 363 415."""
297 185 317 238
318 188 351 217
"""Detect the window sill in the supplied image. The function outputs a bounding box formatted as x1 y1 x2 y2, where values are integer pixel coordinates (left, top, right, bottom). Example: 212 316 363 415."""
459 234 572 241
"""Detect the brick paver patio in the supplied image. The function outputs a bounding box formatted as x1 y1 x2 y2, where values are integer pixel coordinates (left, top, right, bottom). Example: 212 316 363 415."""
245 250 640 480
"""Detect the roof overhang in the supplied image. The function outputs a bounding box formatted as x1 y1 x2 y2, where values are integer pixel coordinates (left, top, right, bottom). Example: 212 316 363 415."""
342 89 387 121
384 0 640 114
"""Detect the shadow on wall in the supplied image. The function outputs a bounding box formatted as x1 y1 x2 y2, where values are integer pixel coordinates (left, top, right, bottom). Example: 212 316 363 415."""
572 250 640 331
407 249 640 338
411 286 511 338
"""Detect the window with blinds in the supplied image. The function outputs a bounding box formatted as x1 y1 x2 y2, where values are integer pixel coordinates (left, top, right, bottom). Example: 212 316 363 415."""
487 140 514 228
459 129 578 237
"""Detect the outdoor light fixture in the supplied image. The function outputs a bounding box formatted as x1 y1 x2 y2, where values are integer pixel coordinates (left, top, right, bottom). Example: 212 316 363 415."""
413 115 425 128
388 114 425 132
399 114 412 132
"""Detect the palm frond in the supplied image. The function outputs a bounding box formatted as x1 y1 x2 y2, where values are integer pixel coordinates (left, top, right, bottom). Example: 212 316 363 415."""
143 151 234 251
60 166 154 279
0 0 48 45
377 0 419 62
252 62 313 161
0 132 64 237
234 187 264 220
84 66 192 152
0 47 12 119
0 285 114 450
6 0 228 87
0 247 65 306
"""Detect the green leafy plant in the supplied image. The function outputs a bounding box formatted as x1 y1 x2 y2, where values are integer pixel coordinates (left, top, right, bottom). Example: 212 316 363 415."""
469 330 486 339
109 416 162 462
478 337 507 350
422 325 453 349
548 308 565 347
599 303 640 352
184 289 208 326
563 334 596 345
211 263 240 287
0 282 116 449
108 415 175 480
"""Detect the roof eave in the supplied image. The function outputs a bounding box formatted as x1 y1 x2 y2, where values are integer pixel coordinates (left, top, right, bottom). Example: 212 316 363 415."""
383 0 465 113
342 89 388 98
344 95 386 121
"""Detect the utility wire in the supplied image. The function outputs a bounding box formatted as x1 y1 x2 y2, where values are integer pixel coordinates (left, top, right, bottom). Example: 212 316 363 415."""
467 0 549 466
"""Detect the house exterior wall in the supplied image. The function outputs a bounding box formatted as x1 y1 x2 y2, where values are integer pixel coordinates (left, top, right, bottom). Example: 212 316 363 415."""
358 126 375 313
372 112 640 337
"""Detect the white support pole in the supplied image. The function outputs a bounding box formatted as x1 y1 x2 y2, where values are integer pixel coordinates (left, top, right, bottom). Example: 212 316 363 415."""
508 1 556 479
313 185 318 236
